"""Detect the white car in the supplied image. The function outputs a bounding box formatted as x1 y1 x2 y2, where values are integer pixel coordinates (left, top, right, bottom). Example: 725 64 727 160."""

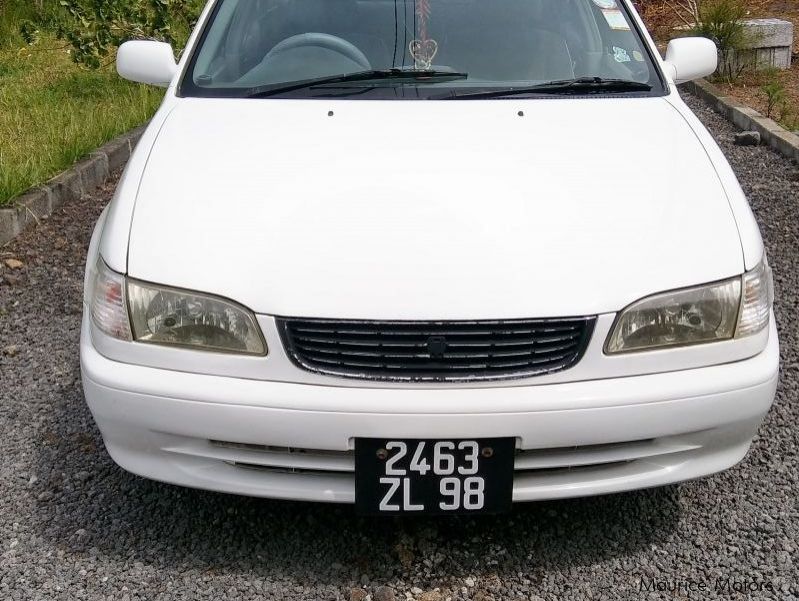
81 0 778 514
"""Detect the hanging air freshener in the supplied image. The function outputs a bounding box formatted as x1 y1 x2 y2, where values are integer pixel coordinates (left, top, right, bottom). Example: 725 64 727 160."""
409 0 438 69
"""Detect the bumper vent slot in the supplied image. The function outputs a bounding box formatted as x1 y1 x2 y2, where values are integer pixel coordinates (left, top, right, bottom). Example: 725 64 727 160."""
277 317 595 382
204 436 697 475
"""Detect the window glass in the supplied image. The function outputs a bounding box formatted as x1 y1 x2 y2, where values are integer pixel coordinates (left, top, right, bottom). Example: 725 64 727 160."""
183 0 662 98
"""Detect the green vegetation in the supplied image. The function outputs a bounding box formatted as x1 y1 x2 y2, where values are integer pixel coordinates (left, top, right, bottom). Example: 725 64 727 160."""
0 38 163 203
692 0 751 82
759 70 798 130
0 0 201 206
0 1 63 43
52 0 201 68
762 77 787 119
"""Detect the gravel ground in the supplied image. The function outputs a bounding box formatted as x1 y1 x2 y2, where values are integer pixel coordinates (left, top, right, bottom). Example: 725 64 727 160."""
1 94 798 601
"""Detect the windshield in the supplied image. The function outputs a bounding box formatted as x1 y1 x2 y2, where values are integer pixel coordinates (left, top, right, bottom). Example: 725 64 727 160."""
181 0 664 99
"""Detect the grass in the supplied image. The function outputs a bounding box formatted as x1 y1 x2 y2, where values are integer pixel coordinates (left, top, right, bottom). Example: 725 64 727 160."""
0 30 164 205
0 1 48 42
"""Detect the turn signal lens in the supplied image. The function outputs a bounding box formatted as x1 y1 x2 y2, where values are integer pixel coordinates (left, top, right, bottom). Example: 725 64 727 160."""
89 259 132 341
127 280 266 355
736 258 773 338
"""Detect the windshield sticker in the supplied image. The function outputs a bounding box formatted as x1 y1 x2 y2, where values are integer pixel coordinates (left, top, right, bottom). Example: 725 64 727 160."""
613 46 631 63
602 9 631 30
592 0 617 8
632 50 645 62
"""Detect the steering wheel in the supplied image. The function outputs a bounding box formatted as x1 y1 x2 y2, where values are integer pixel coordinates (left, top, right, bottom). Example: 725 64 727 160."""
265 33 371 70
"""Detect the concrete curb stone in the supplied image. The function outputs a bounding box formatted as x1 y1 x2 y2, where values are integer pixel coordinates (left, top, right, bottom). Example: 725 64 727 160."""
0 126 146 247
682 79 799 163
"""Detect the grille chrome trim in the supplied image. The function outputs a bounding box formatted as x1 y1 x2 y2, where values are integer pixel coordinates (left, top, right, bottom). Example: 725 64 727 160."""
278 317 595 382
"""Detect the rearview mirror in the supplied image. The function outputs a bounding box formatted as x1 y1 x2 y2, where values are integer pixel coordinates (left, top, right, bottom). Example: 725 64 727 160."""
117 41 178 87
664 37 718 85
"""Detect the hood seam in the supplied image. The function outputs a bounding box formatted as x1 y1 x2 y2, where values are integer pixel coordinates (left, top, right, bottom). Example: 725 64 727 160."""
124 102 181 274
662 93 748 272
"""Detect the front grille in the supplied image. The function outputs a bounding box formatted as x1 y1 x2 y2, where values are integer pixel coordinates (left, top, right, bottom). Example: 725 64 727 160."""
277 317 595 382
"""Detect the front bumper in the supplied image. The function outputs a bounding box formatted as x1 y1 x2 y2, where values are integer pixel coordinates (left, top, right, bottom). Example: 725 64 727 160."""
80 317 779 503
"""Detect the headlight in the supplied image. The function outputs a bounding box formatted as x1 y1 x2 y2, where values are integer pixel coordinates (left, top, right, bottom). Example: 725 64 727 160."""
606 258 773 354
127 280 266 355
89 259 266 355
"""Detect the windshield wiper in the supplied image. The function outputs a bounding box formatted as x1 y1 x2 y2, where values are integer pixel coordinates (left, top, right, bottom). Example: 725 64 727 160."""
245 69 468 98
444 77 652 100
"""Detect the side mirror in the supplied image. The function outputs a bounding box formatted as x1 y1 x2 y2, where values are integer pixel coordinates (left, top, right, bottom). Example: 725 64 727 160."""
664 37 718 85
117 41 178 87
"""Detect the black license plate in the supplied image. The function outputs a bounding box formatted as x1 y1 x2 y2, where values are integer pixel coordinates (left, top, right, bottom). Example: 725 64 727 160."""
355 437 515 515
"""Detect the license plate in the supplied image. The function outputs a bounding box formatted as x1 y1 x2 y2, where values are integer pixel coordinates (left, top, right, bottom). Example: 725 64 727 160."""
355 437 515 515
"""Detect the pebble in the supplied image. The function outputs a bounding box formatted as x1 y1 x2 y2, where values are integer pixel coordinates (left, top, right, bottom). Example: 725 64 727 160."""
374 586 395 601
3 258 23 269
350 589 368 601
734 130 761 146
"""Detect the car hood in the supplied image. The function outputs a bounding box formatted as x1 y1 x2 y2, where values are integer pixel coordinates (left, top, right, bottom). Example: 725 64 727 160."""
127 97 743 319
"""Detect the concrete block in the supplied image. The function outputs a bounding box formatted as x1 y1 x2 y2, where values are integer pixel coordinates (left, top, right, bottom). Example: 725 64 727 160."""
734 19 794 70
741 18 794 48
768 129 799 163
102 136 132 172
0 209 20 247
736 47 792 70
731 109 755 131
102 126 145 173
13 187 52 229
46 169 83 208
76 153 110 193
